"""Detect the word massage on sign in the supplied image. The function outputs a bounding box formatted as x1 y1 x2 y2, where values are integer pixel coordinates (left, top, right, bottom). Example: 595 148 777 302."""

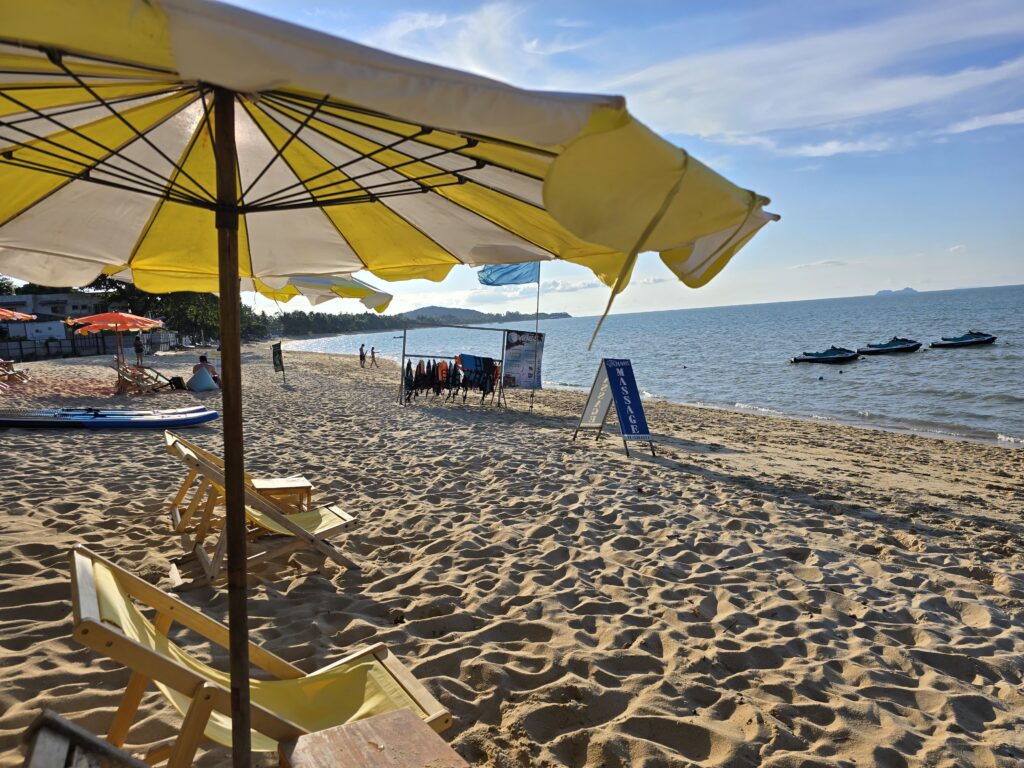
608 359 647 438
574 358 655 457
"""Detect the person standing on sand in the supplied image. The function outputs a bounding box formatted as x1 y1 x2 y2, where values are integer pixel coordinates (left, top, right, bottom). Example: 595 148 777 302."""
359 343 366 368
133 334 144 366
370 346 379 368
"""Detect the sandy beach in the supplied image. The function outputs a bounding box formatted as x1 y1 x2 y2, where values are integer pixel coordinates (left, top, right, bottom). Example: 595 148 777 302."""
1 347 1022 767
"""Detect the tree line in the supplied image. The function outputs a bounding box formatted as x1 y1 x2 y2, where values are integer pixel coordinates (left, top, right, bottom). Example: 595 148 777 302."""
1 276 403 339
1 275 561 340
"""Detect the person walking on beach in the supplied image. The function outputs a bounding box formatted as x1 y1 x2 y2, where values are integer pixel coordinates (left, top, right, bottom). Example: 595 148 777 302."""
359 343 366 368
133 334 144 366
370 346 379 368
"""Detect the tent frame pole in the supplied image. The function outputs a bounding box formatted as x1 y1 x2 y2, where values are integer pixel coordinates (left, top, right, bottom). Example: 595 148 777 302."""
398 327 407 405
213 86 252 767
530 265 540 412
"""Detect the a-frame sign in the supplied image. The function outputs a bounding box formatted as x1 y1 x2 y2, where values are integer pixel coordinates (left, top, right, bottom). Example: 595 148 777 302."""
572 358 655 457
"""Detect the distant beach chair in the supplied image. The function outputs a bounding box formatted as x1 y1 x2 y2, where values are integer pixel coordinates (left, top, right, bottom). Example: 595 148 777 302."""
1 358 29 384
164 433 357 582
114 360 167 395
68 545 452 767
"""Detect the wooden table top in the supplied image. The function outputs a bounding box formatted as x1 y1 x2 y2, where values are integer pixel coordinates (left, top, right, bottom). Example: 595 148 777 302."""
278 710 468 768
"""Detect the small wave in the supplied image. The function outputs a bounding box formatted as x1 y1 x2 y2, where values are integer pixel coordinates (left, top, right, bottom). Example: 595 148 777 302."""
997 433 1024 445
733 402 784 416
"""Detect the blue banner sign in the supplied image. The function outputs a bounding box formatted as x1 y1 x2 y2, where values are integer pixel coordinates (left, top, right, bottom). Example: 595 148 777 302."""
603 358 650 440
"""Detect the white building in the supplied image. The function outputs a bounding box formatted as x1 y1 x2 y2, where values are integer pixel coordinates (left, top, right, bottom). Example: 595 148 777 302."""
0 292 108 320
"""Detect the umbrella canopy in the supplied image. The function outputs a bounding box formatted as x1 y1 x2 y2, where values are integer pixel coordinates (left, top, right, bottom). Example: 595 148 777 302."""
253 274 393 312
0 307 36 321
0 0 775 298
66 311 163 332
0 1 777 763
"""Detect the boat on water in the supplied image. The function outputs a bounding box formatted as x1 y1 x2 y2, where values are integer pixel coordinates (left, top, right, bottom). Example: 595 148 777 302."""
791 346 859 364
857 337 922 355
0 405 219 429
929 331 997 349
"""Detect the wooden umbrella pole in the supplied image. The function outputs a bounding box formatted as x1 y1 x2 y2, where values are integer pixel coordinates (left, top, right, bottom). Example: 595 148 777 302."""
213 86 252 767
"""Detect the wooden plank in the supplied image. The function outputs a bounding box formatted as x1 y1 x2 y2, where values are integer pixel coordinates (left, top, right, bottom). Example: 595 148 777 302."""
21 710 149 768
70 549 100 624
373 649 452 733
278 710 467 768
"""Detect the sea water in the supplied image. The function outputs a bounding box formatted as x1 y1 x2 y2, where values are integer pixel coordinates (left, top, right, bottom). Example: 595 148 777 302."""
284 284 1024 446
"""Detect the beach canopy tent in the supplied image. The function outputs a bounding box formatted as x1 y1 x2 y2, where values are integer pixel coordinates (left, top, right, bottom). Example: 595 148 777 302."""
0 307 36 321
108 269 395 313
0 0 777 762
248 274 393 313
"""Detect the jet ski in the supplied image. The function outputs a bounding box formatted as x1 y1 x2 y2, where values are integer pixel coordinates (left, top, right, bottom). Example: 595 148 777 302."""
857 337 921 355
791 346 859 364
929 331 996 349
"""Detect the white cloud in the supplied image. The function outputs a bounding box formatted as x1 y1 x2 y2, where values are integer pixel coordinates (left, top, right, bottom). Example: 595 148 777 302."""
773 137 895 157
373 11 448 44
612 2 1024 139
363 3 592 86
358 1 1024 158
542 278 601 293
788 260 848 270
943 108 1024 134
949 244 966 253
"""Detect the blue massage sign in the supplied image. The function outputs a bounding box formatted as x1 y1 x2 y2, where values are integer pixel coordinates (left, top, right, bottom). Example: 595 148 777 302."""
573 359 655 457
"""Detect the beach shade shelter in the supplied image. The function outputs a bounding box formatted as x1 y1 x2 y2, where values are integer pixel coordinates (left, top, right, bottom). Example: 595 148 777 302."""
0 307 36 321
0 0 777 762
251 274 393 313
108 268 394 313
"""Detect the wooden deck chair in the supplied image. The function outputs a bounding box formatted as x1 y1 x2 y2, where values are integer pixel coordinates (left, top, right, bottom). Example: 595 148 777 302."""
166 437 358 582
135 365 174 391
165 431 314 521
69 546 452 767
1 359 28 383
115 361 161 396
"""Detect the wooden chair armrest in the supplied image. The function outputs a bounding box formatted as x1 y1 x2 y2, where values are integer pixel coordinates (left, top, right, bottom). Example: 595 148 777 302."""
316 643 388 674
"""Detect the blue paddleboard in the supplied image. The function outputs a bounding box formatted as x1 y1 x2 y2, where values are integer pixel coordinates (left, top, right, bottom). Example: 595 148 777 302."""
0 405 219 429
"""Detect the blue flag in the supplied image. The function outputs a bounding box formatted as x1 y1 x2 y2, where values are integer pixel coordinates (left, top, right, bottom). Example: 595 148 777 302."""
477 262 540 286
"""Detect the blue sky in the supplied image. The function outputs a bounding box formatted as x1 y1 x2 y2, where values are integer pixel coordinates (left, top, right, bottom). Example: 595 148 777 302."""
238 1 1022 315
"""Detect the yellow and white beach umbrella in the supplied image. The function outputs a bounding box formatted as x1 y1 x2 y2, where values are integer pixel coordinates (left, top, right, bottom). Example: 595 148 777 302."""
0 0 776 761
0 0 775 295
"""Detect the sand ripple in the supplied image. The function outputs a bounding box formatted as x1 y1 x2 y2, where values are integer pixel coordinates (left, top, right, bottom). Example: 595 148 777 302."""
1 349 1023 766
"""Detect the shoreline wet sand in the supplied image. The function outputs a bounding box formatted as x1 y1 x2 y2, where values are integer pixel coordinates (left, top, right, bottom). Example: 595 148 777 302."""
2 348 1022 766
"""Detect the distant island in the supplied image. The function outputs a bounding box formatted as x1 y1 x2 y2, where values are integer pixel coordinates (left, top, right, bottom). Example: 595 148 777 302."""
875 287 918 296
398 306 571 325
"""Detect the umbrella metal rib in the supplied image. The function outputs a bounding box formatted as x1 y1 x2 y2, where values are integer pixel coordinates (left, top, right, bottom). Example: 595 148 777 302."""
0 87 215 206
53 56 217 202
0 86 210 199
